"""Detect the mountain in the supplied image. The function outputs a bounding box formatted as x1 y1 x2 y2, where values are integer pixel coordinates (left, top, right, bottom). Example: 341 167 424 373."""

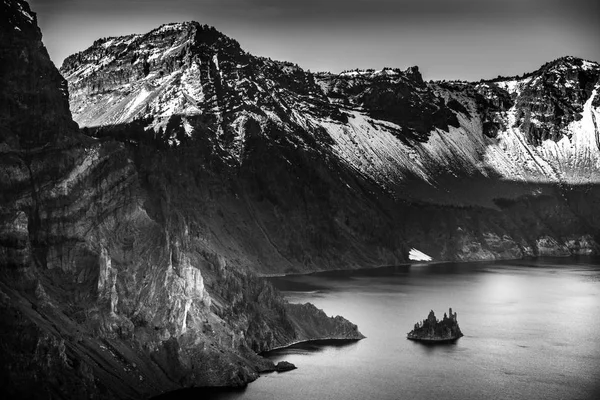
61 23 600 190
60 21 600 264
0 3 362 399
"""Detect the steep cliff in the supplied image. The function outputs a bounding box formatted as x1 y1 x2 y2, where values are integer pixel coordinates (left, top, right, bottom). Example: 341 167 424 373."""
61 21 600 267
0 2 363 399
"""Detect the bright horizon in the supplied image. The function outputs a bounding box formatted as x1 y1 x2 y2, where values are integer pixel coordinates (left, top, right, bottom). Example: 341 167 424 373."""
29 0 600 82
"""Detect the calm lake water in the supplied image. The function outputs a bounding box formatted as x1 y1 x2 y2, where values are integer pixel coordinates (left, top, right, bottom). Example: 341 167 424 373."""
171 258 600 400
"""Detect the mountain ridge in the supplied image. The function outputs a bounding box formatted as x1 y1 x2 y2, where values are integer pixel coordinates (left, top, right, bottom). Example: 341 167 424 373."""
60 24 600 191
59 20 599 83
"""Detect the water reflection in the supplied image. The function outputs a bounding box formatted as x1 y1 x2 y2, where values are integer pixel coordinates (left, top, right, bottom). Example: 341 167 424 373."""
151 386 248 400
262 339 361 357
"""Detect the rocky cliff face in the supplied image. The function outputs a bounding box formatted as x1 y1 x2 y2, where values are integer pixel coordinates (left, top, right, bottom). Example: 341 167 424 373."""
60 21 600 266
0 2 363 399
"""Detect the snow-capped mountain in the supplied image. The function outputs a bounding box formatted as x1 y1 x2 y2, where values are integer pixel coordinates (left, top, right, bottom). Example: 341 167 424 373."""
450 56 600 185
62 24 600 194
58 21 600 265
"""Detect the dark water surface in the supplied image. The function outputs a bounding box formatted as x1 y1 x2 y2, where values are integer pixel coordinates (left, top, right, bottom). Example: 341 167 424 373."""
175 258 600 399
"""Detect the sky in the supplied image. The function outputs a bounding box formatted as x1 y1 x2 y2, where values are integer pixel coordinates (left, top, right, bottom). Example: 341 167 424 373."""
28 0 600 81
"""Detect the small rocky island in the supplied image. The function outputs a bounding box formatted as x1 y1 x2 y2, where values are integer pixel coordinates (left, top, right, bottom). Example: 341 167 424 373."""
407 308 463 342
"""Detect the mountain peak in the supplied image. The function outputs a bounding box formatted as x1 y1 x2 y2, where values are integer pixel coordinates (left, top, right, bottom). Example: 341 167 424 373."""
541 55 599 73
152 21 198 33
61 19 462 152
1 0 76 148
2 0 38 36
336 65 422 84
403 65 423 83
61 21 246 93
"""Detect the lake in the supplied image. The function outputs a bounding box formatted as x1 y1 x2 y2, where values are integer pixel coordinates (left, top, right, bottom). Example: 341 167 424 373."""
171 258 600 399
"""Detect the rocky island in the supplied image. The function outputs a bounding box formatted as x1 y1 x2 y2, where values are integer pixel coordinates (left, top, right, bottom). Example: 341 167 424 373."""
407 308 463 342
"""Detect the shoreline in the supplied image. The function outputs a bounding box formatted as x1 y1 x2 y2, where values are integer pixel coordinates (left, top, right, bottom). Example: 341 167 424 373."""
258 254 596 278
260 337 364 355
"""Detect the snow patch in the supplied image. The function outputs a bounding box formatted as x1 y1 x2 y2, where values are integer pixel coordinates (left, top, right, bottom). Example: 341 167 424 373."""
15 1 34 23
409 248 432 262
181 61 205 104
124 87 151 120
581 60 598 71
168 136 181 147
495 79 523 96
372 69 399 77
155 22 187 35
101 39 115 48
339 70 371 77
183 120 193 138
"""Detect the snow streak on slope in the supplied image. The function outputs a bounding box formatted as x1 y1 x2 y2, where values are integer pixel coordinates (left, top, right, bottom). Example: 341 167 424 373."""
494 77 529 96
481 85 600 185
314 105 519 191
536 87 600 183
482 102 560 183
124 86 151 120
314 79 600 191
314 110 432 189
409 248 433 261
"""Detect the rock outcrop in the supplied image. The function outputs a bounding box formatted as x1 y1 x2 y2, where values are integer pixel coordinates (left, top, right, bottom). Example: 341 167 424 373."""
407 308 463 342
274 361 296 372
